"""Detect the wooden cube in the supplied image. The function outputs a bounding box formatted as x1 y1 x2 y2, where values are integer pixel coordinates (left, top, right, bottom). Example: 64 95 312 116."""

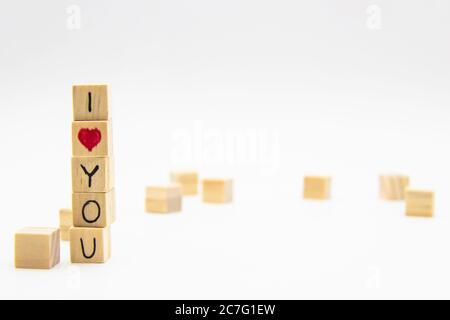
72 121 113 157
303 176 331 200
61 227 71 242
380 174 410 200
405 189 434 218
72 157 114 193
70 227 111 263
59 209 73 241
145 185 182 213
59 208 73 227
15 227 60 269
170 171 198 196
202 179 233 204
73 84 109 121
73 189 115 228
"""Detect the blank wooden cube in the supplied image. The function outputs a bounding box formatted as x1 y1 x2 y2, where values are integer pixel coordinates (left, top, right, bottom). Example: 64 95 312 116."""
380 174 410 200
59 209 73 241
405 189 434 218
59 208 73 227
145 185 182 213
61 227 71 242
202 179 233 203
72 121 113 157
72 157 114 193
70 227 111 263
303 176 331 200
73 84 109 121
73 189 115 228
15 227 60 269
170 171 198 196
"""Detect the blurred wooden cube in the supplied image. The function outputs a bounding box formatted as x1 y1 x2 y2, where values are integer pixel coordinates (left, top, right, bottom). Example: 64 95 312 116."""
15 227 60 269
303 176 331 200
405 189 434 218
380 174 409 200
59 209 73 241
145 185 182 213
170 171 198 196
202 178 233 204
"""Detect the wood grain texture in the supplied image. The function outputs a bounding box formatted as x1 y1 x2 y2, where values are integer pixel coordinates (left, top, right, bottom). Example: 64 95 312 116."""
145 185 182 213
202 178 233 204
405 189 434 217
72 157 114 193
73 84 109 121
72 121 113 157
170 171 198 196
303 176 331 200
379 174 409 200
15 227 60 269
72 189 115 228
70 227 111 263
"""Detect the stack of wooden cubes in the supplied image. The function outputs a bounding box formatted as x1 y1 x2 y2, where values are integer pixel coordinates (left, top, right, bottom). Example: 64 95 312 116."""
70 84 115 263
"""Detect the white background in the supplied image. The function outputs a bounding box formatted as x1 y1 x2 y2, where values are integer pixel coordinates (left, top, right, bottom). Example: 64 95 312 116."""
0 0 450 299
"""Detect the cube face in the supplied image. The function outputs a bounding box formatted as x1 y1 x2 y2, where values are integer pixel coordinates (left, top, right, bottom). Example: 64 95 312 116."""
72 157 114 193
145 185 182 213
405 189 434 217
202 179 233 203
15 227 60 269
146 185 182 199
380 175 409 200
73 84 109 121
170 172 198 196
303 176 331 200
73 190 115 228
59 208 73 227
59 209 73 242
72 121 112 157
70 227 111 263
145 197 182 213
61 227 71 241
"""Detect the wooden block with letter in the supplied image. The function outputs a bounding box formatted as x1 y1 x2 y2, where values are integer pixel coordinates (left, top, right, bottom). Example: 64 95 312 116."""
73 189 116 228
70 227 111 263
72 121 113 157
202 178 233 204
170 171 198 196
405 189 434 218
15 227 60 269
303 176 331 200
73 84 109 121
380 174 409 200
145 185 182 213
72 156 114 193
59 208 73 241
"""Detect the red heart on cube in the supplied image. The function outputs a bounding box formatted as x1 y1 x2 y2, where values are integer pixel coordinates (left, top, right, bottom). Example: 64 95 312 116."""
78 128 102 152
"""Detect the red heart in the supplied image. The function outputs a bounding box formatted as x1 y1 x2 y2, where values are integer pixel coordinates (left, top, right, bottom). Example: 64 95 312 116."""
78 128 102 152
